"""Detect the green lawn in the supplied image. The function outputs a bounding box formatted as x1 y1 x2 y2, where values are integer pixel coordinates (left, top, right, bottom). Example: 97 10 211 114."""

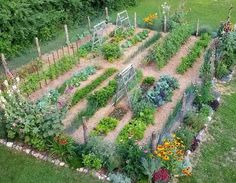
0 145 103 183
179 77 236 183
4 0 236 72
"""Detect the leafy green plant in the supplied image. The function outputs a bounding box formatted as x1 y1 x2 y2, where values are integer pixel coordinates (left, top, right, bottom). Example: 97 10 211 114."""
82 153 102 170
73 80 117 128
122 30 150 48
71 68 117 106
91 117 118 136
147 24 192 69
184 112 206 133
142 76 155 86
141 158 161 183
109 173 131 183
177 33 211 74
0 80 67 151
57 66 96 94
175 127 195 150
102 42 122 62
147 75 179 107
20 55 79 94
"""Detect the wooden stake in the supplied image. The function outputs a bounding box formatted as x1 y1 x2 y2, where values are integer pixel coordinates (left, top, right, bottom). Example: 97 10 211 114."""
180 92 187 122
1 53 14 79
87 16 91 31
64 24 70 45
52 52 56 65
196 19 200 36
76 41 79 51
72 44 75 55
105 7 109 23
35 37 42 59
62 47 65 57
56 49 60 59
151 131 158 153
134 12 137 28
164 15 167 32
82 117 88 143
67 44 70 55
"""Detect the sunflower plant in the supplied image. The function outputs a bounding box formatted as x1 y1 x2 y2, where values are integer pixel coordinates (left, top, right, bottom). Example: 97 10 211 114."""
143 13 158 27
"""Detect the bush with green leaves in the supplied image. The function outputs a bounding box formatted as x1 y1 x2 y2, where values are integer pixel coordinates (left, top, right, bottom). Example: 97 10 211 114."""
82 137 122 171
91 117 118 136
175 127 195 150
102 42 122 62
82 153 103 170
147 24 192 69
76 42 92 58
147 75 179 107
1 0 137 57
57 66 96 94
177 33 211 74
184 112 207 133
111 27 135 43
0 80 67 151
71 68 117 106
142 76 155 86
109 173 131 183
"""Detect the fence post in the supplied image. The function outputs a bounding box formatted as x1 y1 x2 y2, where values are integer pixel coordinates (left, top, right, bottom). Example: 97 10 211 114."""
151 131 159 153
180 92 187 122
87 16 91 31
1 53 14 79
134 12 137 28
164 15 167 32
105 7 109 22
196 19 200 36
82 117 88 144
35 37 42 59
64 24 70 45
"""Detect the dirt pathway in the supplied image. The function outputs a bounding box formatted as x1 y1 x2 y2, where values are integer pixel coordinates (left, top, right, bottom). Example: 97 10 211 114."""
62 73 117 129
104 107 133 143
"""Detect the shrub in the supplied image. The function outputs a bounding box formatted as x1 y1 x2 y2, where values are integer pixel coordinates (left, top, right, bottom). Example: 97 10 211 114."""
175 127 195 150
71 68 117 106
91 117 118 136
109 173 131 183
102 42 122 62
0 80 67 151
82 153 102 170
142 76 155 86
117 140 147 181
147 75 179 107
215 62 229 79
184 112 206 133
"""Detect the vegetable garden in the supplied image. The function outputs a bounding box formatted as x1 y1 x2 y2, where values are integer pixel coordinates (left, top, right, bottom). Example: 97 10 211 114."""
1 3 236 183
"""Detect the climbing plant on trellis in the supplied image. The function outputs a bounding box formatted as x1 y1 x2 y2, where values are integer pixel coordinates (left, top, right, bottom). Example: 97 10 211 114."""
113 64 137 107
115 10 131 34
92 20 107 50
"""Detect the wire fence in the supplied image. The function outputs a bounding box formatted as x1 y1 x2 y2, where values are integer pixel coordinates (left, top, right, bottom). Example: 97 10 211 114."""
158 86 196 143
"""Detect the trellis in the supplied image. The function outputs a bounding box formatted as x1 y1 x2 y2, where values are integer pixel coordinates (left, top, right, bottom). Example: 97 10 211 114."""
115 10 131 33
92 20 107 50
113 64 137 107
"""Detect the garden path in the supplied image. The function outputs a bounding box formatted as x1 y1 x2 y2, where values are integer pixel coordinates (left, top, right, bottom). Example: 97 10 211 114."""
137 36 204 145
69 32 166 143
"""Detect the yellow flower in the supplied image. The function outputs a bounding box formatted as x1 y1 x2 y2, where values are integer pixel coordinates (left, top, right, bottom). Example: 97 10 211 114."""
163 155 170 161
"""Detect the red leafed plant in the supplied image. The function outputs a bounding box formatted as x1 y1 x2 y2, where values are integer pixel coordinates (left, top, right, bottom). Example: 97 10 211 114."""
153 168 170 183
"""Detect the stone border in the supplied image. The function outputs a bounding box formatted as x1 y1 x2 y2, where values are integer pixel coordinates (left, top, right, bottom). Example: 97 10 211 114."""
0 140 110 182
